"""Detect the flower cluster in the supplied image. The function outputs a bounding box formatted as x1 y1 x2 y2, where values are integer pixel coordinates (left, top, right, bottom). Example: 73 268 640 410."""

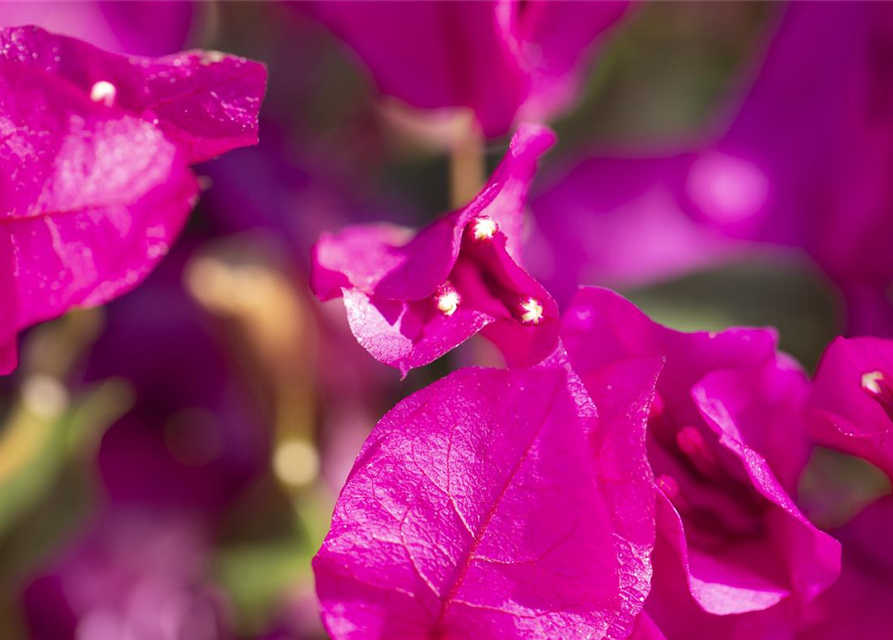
305 4 893 638
3 3 893 640
309 141 893 635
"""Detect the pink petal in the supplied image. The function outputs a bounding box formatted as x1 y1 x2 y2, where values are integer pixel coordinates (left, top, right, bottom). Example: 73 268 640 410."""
799 496 893 640
314 364 655 639
0 26 267 164
561 287 840 615
528 155 750 307
513 0 629 122
341 288 492 377
305 1 627 136
0 1 198 56
644 495 801 640
693 367 841 607
0 26 266 373
98 1 200 56
808 336 893 482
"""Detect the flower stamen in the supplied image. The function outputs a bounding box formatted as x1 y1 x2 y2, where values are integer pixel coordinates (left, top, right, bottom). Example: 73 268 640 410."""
862 370 893 421
435 283 461 317
676 425 721 478
89 80 117 107
467 216 499 243
515 296 544 326
656 474 690 512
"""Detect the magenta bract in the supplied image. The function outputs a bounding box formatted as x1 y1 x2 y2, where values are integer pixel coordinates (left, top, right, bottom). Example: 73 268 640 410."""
561 288 840 622
808 336 893 483
305 0 628 136
799 495 893 640
531 3 893 333
313 362 657 640
0 26 266 374
0 1 199 56
310 125 559 376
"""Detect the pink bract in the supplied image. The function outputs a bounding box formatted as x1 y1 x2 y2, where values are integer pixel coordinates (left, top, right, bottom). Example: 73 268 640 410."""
0 26 266 374
808 336 893 483
561 288 840 625
305 0 628 137
313 362 658 640
0 1 199 56
531 3 893 334
798 495 893 640
310 124 559 377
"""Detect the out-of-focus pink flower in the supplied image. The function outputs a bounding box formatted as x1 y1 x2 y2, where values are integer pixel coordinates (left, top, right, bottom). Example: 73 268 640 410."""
807 336 893 483
314 361 657 640
23 511 231 640
81 245 268 515
0 1 200 56
310 125 559 376
798 495 893 640
528 155 750 306
531 2 893 333
0 26 266 374
303 0 628 136
561 288 840 626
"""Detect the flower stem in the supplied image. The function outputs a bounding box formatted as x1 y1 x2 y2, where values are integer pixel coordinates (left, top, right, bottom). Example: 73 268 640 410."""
449 122 485 209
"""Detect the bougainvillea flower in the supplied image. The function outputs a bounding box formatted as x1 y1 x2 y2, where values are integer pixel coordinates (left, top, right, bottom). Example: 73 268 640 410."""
304 0 628 136
0 26 266 374
561 288 840 621
531 2 893 332
807 337 893 483
0 2 199 56
799 495 893 640
314 360 659 639
24 511 231 640
311 125 559 376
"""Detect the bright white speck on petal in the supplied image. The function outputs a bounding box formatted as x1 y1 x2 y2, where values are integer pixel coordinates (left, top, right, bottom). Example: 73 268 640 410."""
89 80 117 107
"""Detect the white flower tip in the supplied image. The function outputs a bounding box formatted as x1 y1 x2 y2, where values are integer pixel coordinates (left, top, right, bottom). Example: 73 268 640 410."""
517 296 544 326
469 216 499 243
89 80 117 107
436 287 461 317
862 371 885 395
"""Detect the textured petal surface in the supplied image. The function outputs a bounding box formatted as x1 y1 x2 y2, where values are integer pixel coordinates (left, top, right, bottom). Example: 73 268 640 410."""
0 26 266 374
314 364 655 640
808 337 893 482
0 26 266 164
311 125 558 374
0 58 198 372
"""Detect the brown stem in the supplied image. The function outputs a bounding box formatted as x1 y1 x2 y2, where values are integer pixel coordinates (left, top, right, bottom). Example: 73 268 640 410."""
449 119 486 209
